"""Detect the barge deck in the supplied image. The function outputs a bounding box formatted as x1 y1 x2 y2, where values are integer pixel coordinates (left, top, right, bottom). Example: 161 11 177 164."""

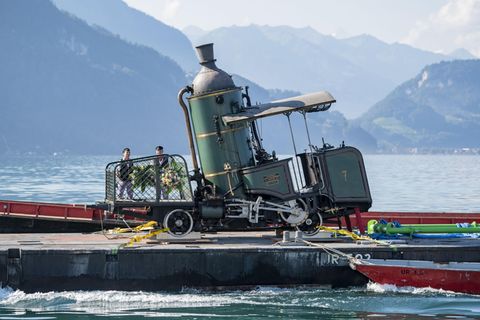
1 231 479 292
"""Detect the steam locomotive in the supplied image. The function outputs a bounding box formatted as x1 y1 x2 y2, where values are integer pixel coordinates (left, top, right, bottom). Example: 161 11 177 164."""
103 43 372 237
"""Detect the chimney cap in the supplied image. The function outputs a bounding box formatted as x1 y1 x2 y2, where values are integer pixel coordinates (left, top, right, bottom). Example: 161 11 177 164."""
192 43 236 95
195 43 216 64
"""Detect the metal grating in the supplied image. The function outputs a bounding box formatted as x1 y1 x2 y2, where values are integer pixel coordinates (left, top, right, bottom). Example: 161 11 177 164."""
105 154 193 204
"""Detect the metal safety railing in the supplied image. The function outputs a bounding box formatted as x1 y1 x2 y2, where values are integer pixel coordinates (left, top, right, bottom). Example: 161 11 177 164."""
105 154 193 205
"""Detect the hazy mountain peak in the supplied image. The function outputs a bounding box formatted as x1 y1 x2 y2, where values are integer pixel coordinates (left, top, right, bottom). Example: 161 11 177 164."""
182 25 207 44
53 0 197 72
448 48 478 60
344 33 384 45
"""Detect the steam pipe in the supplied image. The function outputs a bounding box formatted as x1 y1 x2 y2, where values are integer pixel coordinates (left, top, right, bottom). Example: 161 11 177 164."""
177 86 200 175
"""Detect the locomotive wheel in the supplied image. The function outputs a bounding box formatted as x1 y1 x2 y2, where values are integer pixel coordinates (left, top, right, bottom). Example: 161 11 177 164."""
279 199 309 226
163 209 194 237
296 211 323 235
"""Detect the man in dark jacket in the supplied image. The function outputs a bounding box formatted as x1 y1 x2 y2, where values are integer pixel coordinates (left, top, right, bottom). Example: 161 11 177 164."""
154 145 169 200
117 147 133 199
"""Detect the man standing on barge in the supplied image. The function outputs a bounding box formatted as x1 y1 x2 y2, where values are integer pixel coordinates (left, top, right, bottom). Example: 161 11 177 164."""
117 147 134 199
154 146 169 200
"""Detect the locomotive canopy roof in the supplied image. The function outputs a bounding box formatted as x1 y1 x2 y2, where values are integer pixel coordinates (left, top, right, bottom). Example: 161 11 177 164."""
222 91 336 125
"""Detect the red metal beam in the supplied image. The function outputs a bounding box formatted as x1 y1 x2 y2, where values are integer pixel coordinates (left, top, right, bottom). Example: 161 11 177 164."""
0 200 103 221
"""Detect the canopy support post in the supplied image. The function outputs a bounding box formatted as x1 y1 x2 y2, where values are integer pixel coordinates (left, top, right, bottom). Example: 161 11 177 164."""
301 111 313 153
286 113 304 190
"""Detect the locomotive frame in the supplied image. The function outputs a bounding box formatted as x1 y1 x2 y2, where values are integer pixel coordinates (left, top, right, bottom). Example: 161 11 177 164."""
103 43 372 237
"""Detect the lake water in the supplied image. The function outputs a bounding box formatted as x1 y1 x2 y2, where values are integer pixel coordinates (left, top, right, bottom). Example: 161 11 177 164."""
1 154 479 212
0 154 479 319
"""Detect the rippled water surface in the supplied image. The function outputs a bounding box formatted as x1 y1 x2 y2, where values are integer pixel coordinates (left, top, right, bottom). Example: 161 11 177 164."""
1 154 479 212
0 285 479 319
0 154 479 318
365 155 480 212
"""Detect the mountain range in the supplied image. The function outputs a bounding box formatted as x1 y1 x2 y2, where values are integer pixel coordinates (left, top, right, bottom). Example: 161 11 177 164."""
43 3 464 120
0 0 188 155
358 60 480 150
186 25 458 118
2 0 479 155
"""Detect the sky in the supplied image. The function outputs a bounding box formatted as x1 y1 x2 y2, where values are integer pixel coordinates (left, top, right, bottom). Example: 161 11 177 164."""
124 0 480 57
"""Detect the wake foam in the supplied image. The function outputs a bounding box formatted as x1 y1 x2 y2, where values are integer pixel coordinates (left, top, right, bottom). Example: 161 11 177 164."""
366 281 461 296
0 287 239 313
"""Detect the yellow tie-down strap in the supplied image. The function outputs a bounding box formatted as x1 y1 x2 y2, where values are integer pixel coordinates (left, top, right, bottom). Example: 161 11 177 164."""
109 220 158 234
119 227 170 249
317 226 393 247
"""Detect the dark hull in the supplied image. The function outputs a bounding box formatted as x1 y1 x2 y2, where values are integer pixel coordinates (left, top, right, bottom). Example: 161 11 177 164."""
1 232 480 292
